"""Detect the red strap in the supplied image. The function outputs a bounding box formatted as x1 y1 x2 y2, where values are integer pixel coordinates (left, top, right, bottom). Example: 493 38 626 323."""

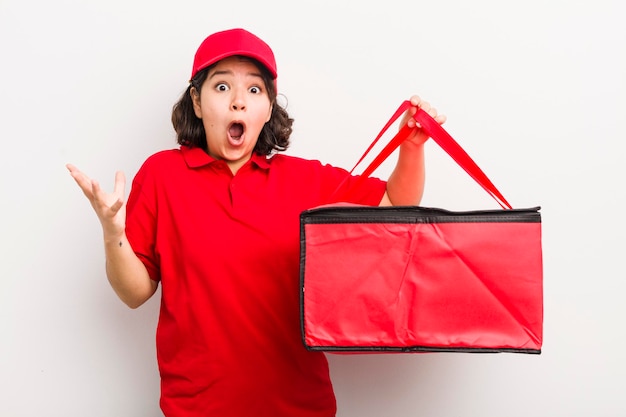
348 100 512 209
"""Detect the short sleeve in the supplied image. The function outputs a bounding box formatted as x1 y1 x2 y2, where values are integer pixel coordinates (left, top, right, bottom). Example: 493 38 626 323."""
125 160 160 281
316 162 387 206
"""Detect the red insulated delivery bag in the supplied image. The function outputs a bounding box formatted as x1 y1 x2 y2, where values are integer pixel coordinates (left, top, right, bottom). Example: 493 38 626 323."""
299 101 543 354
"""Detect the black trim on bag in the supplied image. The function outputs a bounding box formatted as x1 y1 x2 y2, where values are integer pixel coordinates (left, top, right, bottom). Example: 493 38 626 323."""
304 345 541 354
301 205 541 224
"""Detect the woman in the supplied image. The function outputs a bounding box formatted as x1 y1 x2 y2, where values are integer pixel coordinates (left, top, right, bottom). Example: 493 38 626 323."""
67 28 445 417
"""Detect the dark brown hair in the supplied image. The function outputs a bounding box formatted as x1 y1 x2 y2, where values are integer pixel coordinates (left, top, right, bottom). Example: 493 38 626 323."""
171 57 293 156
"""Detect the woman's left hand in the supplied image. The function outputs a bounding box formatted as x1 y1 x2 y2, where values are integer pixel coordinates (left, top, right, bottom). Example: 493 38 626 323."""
399 95 447 146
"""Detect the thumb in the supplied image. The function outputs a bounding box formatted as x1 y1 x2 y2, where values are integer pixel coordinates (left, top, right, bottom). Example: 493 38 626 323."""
113 171 126 196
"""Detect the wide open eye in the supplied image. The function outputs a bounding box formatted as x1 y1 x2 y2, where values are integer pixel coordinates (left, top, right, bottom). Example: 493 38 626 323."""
215 83 229 92
249 86 262 94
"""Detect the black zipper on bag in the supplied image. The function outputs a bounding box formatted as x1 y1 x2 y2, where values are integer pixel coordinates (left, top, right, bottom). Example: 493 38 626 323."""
301 206 542 224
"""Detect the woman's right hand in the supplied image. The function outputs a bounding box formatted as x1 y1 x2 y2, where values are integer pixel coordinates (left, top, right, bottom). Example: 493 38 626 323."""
66 164 127 241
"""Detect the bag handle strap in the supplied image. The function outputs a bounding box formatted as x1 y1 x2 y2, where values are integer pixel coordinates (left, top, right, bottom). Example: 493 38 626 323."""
348 100 512 209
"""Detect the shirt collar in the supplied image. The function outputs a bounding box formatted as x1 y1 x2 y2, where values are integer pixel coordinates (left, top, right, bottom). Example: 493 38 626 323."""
180 145 272 170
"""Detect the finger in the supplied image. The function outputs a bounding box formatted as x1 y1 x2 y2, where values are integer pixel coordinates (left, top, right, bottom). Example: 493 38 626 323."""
110 172 126 215
67 165 95 199
66 163 87 180
435 114 447 125
110 198 124 214
90 179 106 205
406 107 419 128
409 95 421 107
419 100 431 113
113 171 126 197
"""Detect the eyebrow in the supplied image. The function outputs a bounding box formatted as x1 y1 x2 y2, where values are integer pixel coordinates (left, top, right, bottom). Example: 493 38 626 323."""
208 69 264 81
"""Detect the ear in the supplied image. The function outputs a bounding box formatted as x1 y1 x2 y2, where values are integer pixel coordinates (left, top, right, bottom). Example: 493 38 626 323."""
190 87 202 118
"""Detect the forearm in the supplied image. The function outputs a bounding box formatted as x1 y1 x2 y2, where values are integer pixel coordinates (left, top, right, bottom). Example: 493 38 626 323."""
383 141 425 206
104 233 157 309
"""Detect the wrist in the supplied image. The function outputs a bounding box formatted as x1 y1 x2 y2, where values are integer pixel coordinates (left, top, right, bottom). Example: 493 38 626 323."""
103 229 126 246
400 140 425 152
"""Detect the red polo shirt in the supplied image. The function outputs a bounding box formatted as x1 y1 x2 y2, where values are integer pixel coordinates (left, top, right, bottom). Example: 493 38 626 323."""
125 145 386 417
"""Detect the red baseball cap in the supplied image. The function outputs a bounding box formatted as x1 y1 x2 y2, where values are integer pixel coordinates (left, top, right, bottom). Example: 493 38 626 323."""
190 28 277 81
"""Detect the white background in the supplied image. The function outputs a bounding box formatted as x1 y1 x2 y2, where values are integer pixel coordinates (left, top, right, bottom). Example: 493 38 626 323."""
1 0 624 416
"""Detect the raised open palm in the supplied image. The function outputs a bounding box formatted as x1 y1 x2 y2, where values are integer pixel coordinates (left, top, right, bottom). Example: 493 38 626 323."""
66 164 127 240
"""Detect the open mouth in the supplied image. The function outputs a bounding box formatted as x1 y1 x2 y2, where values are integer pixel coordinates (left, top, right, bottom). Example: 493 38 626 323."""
228 122 244 145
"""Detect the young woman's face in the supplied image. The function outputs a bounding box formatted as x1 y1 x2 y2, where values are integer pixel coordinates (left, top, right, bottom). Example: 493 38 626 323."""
191 56 273 174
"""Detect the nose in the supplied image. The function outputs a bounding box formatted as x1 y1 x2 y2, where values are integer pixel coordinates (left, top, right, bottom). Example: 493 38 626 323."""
231 90 246 111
